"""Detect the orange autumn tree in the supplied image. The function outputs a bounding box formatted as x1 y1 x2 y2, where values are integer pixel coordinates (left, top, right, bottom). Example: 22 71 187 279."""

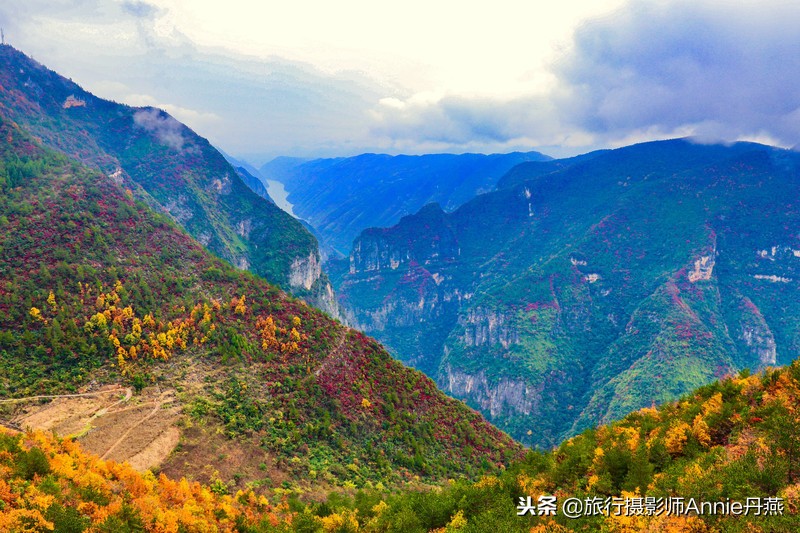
0 429 291 532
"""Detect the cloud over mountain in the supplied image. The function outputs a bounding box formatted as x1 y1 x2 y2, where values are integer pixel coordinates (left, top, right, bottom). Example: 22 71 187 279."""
370 0 800 153
3 0 799 157
133 108 186 150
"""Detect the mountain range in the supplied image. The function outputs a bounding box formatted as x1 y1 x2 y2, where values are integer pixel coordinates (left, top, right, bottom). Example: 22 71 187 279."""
260 151 551 256
1 42 799 531
333 139 800 448
0 44 336 312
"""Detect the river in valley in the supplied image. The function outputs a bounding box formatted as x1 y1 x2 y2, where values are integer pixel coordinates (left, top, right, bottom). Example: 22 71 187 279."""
265 179 296 217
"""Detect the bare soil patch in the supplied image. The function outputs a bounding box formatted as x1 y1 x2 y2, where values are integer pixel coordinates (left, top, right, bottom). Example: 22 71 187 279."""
8 385 180 471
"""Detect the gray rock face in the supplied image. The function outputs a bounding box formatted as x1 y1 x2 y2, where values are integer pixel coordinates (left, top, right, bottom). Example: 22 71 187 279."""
741 325 777 366
441 365 542 419
348 204 459 273
289 252 322 291
738 297 777 367
350 237 409 273
460 307 519 348
164 194 193 224
311 280 341 321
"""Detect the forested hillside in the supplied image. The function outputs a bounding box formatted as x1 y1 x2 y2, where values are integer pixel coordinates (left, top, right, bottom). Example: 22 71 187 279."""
285 362 800 532
0 115 521 495
0 45 334 310
4 361 798 531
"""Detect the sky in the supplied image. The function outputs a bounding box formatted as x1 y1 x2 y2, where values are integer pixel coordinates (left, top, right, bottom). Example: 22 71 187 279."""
2 0 800 163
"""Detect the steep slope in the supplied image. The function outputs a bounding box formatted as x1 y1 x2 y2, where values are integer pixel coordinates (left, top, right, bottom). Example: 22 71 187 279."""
293 363 800 532
0 44 333 307
336 139 800 448
0 116 521 492
235 165 273 203
221 151 274 203
260 151 551 255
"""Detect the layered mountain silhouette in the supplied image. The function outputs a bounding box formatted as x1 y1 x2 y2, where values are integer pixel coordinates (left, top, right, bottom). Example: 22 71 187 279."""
0 44 336 311
260 151 551 255
1 42 799 532
0 46 520 489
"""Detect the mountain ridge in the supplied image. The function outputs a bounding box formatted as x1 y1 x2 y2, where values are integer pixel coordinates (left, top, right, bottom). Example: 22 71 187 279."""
0 113 522 492
260 150 552 255
334 138 800 447
0 44 336 312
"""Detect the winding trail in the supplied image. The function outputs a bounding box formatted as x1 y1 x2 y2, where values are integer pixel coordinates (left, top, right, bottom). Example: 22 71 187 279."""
313 329 348 378
0 387 129 403
68 387 134 439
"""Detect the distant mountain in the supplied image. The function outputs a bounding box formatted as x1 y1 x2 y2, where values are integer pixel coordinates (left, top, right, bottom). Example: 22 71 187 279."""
259 151 552 255
494 149 608 190
260 156 310 181
219 150 274 202
335 139 800 447
0 45 333 310
0 115 521 491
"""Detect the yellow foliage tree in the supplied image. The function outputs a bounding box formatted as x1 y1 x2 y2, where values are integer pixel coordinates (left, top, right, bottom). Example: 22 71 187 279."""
446 509 467 530
665 422 691 455
29 307 43 322
232 295 247 315
319 508 359 532
701 392 723 417
691 415 711 448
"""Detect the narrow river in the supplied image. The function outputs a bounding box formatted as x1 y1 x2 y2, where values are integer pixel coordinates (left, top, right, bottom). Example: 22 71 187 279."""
265 179 296 217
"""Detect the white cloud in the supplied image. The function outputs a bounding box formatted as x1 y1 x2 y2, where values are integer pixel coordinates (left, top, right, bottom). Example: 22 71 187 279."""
363 0 800 154
3 0 800 158
133 108 186 150
555 0 800 148
123 93 221 129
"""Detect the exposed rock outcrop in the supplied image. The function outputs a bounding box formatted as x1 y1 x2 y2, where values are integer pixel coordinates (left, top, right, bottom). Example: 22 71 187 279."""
350 237 409 273
349 204 459 274
737 297 777 368
289 252 322 291
441 366 542 419
460 307 519 348
688 255 715 282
